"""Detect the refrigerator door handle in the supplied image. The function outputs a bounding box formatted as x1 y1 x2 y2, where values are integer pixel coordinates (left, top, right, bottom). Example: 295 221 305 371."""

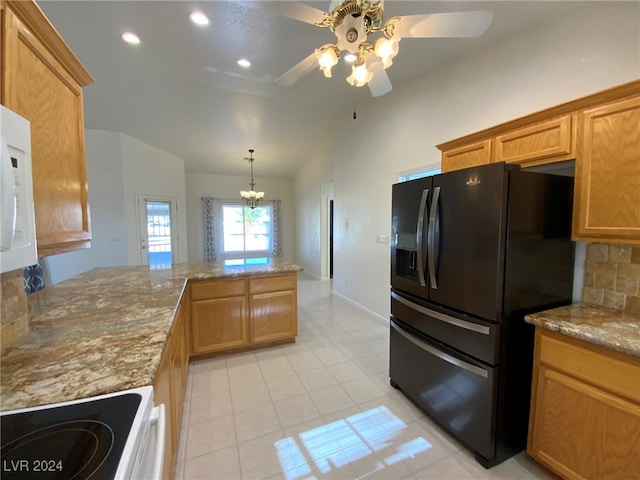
427 186 440 289
391 319 489 378
391 291 491 335
416 188 429 287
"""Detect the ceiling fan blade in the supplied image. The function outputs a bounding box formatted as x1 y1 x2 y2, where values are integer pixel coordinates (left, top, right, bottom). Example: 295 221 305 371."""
276 52 318 87
236 1 327 26
367 59 393 98
393 11 493 39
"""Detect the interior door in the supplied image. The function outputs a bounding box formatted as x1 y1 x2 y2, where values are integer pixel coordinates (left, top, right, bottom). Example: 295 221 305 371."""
391 176 432 299
428 163 509 321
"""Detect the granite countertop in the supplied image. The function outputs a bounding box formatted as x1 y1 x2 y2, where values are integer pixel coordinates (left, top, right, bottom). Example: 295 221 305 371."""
0 258 303 411
525 303 640 357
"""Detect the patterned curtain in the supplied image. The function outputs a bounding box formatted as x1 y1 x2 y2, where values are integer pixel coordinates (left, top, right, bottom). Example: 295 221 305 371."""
202 197 216 262
272 199 282 257
23 262 45 294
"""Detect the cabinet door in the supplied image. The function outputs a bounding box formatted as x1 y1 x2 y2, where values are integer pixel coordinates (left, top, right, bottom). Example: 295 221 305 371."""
494 114 575 166
191 296 248 354
574 96 640 243
441 139 492 173
1 3 93 255
529 366 640 480
153 339 175 480
250 290 297 344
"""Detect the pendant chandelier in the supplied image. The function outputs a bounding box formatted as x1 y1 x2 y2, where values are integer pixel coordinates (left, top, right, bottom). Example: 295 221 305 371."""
240 149 264 209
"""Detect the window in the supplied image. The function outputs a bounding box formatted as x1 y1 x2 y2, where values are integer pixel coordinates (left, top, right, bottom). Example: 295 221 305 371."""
221 203 273 258
398 167 441 182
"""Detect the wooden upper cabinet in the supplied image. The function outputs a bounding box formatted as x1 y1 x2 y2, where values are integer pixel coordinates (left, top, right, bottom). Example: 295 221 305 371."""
437 80 640 244
573 95 640 243
1 0 94 256
440 139 492 173
494 114 575 166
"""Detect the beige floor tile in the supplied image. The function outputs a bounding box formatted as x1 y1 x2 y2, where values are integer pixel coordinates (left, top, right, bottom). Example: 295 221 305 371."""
273 392 321 429
231 382 272 412
266 373 307 401
309 384 356 417
297 366 337 391
287 351 322 373
238 431 287 479
341 376 387 405
234 403 282 443
185 413 236 460
182 445 241 480
327 360 366 383
188 390 232 424
228 363 265 392
315 347 350 367
259 357 296 381
412 452 475 479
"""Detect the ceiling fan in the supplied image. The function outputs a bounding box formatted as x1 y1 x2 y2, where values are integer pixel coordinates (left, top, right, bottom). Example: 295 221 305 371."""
242 0 493 97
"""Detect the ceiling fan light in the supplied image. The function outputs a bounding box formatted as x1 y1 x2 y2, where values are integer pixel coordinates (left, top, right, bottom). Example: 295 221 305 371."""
375 37 399 68
316 46 339 78
347 62 373 87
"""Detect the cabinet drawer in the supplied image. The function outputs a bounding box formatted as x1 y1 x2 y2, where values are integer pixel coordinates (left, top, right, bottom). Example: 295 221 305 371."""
538 330 640 403
494 114 574 165
250 274 297 294
190 278 246 300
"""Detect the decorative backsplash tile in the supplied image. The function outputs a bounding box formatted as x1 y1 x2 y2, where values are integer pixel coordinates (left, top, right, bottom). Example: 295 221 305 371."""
582 243 640 315
0 269 29 352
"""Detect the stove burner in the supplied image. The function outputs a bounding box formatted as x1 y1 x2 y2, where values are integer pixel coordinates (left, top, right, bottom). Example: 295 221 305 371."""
2 420 114 479
1 393 141 480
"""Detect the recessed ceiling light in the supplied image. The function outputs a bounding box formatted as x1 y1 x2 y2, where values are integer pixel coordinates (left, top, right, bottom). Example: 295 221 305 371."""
122 32 140 45
190 11 210 26
237 58 251 68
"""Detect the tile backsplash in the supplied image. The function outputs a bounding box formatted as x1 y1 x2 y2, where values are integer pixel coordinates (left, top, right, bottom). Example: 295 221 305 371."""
0 269 29 352
582 243 640 315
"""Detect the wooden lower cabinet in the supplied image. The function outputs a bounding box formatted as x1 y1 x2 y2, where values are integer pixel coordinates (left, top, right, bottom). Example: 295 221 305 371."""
250 275 298 344
190 278 248 355
527 328 640 480
190 273 298 355
153 293 189 480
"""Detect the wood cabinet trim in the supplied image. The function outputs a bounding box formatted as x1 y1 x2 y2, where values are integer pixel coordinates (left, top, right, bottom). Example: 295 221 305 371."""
3 0 93 86
437 80 640 153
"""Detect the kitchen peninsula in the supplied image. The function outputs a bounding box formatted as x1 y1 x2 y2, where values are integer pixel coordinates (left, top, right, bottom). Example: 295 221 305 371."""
0 258 303 410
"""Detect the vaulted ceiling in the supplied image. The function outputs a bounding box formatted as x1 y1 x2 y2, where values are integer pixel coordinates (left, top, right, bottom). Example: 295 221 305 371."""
38 1 595 178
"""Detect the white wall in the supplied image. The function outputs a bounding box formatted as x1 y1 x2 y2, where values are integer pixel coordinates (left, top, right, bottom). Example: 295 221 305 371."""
185 173 295 263
44 131 188 284
293 141 333 278
120 135 188 265
293 2 640 320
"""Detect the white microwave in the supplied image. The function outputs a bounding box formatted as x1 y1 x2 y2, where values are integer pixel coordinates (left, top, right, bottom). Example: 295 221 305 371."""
0 105 37 273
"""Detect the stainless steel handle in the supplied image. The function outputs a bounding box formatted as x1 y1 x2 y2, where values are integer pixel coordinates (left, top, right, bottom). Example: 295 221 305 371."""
416 189 429 287
427 186 440 289
391 291 491 335
391 319 488 378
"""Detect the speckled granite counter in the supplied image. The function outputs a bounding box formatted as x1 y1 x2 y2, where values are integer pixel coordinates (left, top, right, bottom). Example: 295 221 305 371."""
525 303 640 358
0 258 302 411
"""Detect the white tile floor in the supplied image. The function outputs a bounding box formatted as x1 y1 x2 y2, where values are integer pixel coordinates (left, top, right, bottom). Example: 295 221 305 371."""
174 274 555 480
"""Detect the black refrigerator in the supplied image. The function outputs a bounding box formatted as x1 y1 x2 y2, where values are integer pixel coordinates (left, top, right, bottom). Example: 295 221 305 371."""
389 162 575 467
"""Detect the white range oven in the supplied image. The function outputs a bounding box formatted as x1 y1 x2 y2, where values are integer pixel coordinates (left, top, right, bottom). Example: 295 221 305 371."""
0 386 165 479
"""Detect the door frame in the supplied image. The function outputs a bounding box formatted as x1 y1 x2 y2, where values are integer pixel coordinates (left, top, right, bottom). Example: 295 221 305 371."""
136 194 180 266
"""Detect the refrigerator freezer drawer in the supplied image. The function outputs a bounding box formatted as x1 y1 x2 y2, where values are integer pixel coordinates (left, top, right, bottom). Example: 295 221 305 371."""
389 319 498 463
391 291 501 365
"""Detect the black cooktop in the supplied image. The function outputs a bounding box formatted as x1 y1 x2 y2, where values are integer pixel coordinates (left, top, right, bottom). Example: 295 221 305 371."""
1 393 141 480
